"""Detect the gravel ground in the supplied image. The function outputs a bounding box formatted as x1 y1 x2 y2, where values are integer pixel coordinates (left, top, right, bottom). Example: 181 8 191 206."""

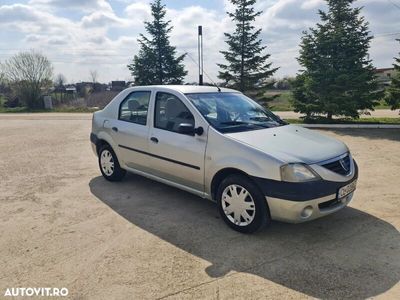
0 113 399 299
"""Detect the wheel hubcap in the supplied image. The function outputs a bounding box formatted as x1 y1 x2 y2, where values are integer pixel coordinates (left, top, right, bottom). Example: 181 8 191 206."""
100 150 114 176
221 184 256 226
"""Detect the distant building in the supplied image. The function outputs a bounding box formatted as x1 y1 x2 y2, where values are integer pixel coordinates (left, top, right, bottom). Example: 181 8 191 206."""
375 68 396 87
65 85 77 94
87 91 119 108
111 81 126 91
75 82 93 96
65 86 77 99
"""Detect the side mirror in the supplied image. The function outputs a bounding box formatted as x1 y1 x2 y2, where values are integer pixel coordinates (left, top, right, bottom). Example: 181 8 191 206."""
178 123 204 136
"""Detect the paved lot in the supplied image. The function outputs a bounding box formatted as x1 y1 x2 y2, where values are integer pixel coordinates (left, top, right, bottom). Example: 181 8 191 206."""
0 113 399 299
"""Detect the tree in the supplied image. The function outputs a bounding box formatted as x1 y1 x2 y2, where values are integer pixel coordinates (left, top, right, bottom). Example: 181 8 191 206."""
127 0 187 85
55 73 66 103
90 70 98 84
55 73 66 87
385 39 400 110
292 0 382 119
218 0 278 102
0 62 5 106
0 62 4 84
3 50 53 109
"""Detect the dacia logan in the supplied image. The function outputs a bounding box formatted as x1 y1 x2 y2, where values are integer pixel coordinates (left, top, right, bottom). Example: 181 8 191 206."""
90 85 358 233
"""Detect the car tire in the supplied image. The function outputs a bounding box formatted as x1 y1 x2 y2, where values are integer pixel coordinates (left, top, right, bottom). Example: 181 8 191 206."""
98 144 126 181
216 174 271 233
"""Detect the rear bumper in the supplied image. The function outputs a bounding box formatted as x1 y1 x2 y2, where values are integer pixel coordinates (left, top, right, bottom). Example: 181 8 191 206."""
90 133 98 156
266 192 354 223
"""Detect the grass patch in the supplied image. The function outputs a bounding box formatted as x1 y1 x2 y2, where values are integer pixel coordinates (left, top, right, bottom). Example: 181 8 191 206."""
265 90 390 111
285 117 400 125
265 90 294 111
0 106 99 113
373 99 391 110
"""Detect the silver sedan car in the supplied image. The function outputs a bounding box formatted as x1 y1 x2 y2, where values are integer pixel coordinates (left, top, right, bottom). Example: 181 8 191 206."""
90 85 358 233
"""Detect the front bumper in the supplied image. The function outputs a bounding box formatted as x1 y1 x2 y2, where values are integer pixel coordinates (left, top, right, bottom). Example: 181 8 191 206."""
266 192 354 223
253 161 358 223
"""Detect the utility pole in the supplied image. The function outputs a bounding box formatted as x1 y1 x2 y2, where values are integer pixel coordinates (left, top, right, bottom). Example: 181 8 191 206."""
198 25 204 86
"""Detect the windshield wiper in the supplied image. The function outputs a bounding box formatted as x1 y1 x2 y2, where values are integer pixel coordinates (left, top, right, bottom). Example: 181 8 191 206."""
220 121 273 129
250 116 270 122
219 121 249 126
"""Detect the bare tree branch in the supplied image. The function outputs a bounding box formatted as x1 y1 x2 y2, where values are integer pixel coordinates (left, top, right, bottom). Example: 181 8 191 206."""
90 70 98 84
3 50 53 109
55 73 66 88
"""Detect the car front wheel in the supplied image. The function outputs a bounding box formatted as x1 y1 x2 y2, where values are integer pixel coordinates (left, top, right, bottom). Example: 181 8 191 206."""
217 174 270 233
98 144 126 181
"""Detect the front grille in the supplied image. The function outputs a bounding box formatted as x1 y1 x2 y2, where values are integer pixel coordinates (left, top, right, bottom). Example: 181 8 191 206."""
321 154 351 176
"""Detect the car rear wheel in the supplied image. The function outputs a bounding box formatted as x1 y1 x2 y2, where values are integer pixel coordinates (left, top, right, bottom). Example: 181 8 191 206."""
217 174 270 233
98 144 126 181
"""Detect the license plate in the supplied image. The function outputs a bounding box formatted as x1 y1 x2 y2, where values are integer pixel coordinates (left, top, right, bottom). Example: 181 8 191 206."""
338 180 357 199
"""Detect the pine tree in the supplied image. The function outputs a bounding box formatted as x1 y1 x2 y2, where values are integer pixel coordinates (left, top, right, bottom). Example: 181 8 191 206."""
128 0 187 85
292 0 382 119
218 0 278 102
385 39 400 110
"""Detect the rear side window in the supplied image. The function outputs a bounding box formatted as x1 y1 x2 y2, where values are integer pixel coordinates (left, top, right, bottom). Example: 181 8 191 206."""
154 92 194 133
119 91 151 125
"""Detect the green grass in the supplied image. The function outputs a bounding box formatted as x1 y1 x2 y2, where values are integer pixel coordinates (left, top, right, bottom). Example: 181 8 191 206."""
266 90 294 111
0 106 99 113
265 90 391 111
285 117 400 125
373 99 391 110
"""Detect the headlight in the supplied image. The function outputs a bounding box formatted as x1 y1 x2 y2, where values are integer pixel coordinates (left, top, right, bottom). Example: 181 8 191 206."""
280 163 320 182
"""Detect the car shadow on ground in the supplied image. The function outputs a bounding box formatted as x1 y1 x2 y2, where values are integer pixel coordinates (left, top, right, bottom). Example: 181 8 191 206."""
89 174 400 299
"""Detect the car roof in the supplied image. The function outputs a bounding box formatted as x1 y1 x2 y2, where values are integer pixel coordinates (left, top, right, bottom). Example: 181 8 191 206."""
126 85 239 94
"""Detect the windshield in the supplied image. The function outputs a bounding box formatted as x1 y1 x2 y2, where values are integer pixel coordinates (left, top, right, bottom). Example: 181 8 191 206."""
185 92 286 133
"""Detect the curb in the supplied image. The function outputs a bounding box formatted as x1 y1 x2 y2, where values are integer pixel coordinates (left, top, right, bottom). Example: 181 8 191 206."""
297 124 400 129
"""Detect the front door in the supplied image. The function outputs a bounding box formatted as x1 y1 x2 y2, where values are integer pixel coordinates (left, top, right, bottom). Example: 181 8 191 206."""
148 91 208 192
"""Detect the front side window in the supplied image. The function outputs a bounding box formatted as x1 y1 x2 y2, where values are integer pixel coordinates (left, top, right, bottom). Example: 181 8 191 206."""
154 92 194 133
185 92 285 133
119 91 151 125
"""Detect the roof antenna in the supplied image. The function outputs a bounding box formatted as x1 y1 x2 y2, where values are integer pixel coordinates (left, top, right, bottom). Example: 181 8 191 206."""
186 26 222 92
198 26 204 86
187 52 221 92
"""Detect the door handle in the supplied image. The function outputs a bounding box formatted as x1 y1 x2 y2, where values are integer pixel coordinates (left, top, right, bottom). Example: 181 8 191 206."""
112 127 118 132
150 137 159 143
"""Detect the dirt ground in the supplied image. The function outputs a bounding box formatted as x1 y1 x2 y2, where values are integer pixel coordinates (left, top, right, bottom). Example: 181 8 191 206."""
0 113 399 299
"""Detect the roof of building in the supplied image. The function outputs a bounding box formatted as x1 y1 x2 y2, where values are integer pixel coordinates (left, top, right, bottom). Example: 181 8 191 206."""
375 68 395 73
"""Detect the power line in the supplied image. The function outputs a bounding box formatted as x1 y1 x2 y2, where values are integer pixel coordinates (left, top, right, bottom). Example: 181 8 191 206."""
185 52 220 86
387 0 400 10
0 31 398 55
375 32 400 37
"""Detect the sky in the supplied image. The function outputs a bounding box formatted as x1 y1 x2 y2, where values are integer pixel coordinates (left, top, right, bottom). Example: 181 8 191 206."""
0 0 399 84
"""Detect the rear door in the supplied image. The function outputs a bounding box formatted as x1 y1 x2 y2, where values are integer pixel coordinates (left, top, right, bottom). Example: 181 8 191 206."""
148 90 208 192
110 90 152 172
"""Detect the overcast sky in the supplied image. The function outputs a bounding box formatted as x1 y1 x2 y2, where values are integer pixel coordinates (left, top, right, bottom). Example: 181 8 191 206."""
0 0 399 84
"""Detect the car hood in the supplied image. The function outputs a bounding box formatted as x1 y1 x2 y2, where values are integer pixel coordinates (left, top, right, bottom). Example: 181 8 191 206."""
225 125 348 164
